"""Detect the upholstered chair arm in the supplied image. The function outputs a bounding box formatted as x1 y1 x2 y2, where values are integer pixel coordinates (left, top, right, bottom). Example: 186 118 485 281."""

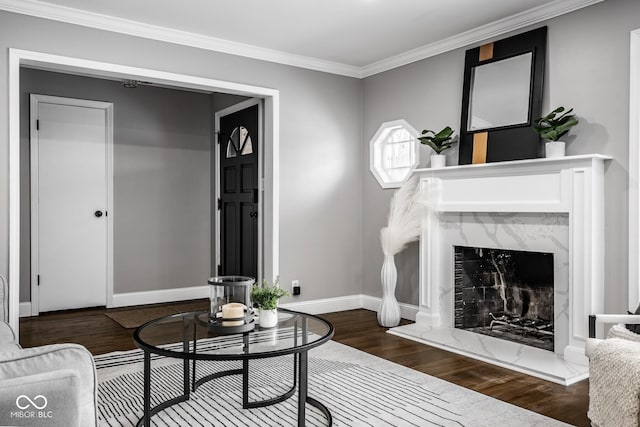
0 344 97 427
588 338 640 426
0 321 16 344
0 369 83 426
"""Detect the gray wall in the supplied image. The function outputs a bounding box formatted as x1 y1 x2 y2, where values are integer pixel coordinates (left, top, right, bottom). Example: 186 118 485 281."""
212 94 252 115
6 1 632 313
0 10 364 306
362 0 638 313
19 68 212 301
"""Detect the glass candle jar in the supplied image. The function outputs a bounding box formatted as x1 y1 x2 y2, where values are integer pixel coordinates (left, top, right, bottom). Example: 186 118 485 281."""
207 276 255 333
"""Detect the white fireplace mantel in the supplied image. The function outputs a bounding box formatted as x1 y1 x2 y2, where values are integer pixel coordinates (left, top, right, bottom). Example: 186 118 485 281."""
389 154 611 385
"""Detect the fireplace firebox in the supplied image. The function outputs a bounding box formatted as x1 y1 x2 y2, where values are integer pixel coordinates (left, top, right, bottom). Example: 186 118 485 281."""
454 246 554 351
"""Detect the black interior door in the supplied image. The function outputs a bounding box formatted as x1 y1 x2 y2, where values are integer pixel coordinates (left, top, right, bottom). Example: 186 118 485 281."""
219 104 259 279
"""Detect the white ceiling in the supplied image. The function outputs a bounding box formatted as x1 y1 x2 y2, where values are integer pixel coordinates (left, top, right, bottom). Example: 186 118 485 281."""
1 0 604 77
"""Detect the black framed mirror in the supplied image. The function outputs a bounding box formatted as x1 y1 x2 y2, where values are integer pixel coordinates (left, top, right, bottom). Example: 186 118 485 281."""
458 27 547 165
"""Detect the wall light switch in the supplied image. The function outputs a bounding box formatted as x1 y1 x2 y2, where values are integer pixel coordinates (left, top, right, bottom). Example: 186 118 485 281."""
292 280 301 296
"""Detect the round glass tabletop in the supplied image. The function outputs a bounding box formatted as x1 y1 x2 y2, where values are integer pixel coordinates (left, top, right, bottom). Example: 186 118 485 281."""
133 308 334 360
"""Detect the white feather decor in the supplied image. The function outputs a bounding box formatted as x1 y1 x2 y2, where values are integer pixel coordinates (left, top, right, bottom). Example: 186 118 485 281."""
380 176 425 256
378 176 438 327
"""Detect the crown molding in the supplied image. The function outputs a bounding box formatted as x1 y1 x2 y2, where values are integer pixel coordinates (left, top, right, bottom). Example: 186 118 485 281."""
0 0 363 78
0 0 604 79
360 0 605 77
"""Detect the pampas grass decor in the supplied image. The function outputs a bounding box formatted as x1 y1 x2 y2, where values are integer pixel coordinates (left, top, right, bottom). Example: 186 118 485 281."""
380 176 424 257
378 176 426 327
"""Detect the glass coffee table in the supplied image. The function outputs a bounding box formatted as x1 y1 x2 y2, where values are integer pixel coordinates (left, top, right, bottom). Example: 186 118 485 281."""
133 308 334 427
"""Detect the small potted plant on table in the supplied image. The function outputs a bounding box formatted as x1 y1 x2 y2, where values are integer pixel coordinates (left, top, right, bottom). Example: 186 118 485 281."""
418 126 455 168
251 277 290 328
533 106 579 158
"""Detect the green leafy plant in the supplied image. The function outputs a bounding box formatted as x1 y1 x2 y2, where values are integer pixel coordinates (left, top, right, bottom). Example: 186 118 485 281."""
533 106 579 141
251 277 290 310
417 126 455 154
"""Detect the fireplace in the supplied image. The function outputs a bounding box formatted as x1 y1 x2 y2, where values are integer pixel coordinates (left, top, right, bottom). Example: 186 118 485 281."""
454 246 554 351
386 155 609 385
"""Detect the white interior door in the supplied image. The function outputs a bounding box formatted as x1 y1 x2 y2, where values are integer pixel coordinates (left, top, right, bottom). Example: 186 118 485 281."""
31 94 113 312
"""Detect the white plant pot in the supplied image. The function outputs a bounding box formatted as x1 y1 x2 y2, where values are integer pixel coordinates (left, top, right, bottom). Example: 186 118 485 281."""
431 154 446 169
377 254 400 327
545 141 565 158
259 308 278 328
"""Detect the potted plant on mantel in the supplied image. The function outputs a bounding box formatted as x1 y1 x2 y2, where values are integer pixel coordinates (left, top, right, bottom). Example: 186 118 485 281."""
533 106 579 158
418 126 455 168
251 277 289 328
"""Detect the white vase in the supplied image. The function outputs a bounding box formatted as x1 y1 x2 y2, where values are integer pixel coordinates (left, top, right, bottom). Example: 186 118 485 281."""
545 141 565 158
431 154 446 168
378 254 401 327
259 308 278 328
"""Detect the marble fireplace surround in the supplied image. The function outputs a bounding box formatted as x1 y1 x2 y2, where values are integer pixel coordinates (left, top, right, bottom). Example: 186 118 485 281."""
388 154 610 385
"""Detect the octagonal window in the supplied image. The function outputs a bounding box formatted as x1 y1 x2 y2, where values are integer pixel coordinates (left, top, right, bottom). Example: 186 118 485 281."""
370 119 419 188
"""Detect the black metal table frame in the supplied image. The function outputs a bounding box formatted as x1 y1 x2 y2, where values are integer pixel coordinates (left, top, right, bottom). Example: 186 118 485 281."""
133 308 334 427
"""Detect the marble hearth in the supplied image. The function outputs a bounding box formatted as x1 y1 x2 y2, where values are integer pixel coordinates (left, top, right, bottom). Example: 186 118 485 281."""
388 155 610 385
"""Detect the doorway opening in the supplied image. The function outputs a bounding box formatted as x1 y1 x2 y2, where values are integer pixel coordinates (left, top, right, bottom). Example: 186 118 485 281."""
8 49 280 336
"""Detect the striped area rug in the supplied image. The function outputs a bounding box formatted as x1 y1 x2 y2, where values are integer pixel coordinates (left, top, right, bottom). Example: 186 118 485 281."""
96 339 568 426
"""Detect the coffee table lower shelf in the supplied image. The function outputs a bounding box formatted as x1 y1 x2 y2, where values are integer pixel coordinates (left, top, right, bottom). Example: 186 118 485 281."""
136 348 331 427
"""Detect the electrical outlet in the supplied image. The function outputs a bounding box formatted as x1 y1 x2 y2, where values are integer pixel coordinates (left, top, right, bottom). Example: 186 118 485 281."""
292 280 301 296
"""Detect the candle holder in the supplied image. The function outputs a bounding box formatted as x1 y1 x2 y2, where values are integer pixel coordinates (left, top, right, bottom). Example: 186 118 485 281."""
206 276 256 334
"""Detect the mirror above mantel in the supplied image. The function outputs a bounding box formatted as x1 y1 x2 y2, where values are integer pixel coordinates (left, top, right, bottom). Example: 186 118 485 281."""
458 27 547 165
468 52 533 131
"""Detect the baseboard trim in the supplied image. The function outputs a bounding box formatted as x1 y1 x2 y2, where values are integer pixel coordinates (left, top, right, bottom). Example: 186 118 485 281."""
281 294 418 320
112 286 209 308
21 290 418 320
19 302 32 317
280 294 363 315
361 295 419 321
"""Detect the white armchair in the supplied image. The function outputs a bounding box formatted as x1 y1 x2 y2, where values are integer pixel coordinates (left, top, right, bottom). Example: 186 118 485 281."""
587 314 640 427
0 275 98 426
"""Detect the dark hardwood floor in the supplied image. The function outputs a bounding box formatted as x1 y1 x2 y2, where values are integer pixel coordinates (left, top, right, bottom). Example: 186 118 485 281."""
19 303 588 426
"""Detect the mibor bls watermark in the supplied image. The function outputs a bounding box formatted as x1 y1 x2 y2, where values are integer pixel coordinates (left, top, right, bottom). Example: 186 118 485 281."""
10 395 53 420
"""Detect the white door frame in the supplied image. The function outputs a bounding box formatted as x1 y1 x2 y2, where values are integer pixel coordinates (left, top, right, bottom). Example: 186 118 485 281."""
629 29 640 311
214 98 264 282
29 94 114 315
8 48 280 335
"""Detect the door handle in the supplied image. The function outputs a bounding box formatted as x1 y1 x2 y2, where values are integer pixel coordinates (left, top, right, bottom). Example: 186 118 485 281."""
94 210 103 218
249 211 258 218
